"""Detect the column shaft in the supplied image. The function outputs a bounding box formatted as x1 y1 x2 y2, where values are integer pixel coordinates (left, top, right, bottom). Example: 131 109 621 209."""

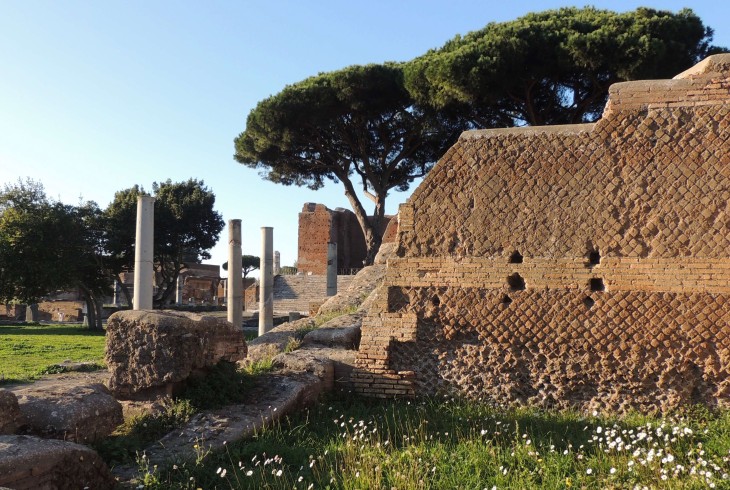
227 219 243 327
133 195 155 310
326 242 337 296
259 227 274 335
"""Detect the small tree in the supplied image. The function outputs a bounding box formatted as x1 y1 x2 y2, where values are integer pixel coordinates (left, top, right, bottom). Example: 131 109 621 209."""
103 185 142 306
68 202 112 330
0 180 110 328
222 255 259 311
0 181 71 311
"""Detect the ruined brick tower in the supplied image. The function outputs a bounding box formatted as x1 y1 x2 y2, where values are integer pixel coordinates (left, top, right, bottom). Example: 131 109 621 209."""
297 203 393 275
353 54 730 412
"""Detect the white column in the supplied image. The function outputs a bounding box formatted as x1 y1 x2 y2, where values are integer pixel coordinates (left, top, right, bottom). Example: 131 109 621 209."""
259 227 274 335
274 251 281 276
227 219 243 327
112 279 120 306
326 242 337 296
133 195 155 310
175 274 184 305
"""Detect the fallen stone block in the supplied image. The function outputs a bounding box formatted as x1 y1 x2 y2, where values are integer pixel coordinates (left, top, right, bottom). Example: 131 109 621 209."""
272 346 358 397
106 310 247 399
244 316 315 365
317 264 387 315
273 350 335 393
0 435 115 490
0 389 25 435
374 242 397 265
15 383 123 444
302 322 361 349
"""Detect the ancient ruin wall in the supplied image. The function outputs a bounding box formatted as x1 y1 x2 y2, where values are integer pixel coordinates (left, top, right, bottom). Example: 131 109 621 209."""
298 203 393 275
353 54 730 412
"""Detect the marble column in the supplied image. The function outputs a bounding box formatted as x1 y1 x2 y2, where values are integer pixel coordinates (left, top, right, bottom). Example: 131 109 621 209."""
133 195 155 310
259 227 274 335
326 242 337 296
274 251 281 276
112 279 120 306
175 274 184 305
227 219 243 327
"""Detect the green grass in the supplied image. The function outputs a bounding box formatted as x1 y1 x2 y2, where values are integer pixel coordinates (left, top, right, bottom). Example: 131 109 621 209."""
95 361 276 467
94 398 197 466
313 306 358 327
137 396 730 489
0 323 106 384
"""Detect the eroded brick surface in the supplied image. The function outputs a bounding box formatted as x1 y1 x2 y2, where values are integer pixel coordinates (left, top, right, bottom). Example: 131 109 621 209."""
354 54 730 412
298 203 393 274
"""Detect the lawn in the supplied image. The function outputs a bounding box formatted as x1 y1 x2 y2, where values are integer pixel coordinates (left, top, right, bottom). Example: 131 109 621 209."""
138 395 730 489
0 323 106 384
5 323 730 489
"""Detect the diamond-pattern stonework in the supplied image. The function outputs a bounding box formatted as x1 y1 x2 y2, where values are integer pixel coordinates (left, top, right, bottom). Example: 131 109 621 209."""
353 54 730 412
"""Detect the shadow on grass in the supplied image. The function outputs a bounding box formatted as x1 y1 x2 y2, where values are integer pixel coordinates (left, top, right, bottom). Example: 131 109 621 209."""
0 376 33 386
0 324 106 336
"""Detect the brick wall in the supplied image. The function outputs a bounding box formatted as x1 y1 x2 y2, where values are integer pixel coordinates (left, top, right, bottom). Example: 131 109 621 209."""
381 216 399 243
216 278 257 308
353 54 730 412
298 203 393 274
37 301 84 322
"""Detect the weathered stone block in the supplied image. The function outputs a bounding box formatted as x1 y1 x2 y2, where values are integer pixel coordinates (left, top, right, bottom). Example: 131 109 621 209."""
0 435 115 490
0 389 24 435
14 383 122 444
303 322 361 349
105 310 247 399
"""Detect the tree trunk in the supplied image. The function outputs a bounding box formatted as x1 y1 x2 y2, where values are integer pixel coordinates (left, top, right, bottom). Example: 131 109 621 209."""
116 273 133 308
340 176 384 266
154 266 179 308
94 297 104 331
364 196 387 266
78 285 102 330
84 294 96 330
154 279 176 308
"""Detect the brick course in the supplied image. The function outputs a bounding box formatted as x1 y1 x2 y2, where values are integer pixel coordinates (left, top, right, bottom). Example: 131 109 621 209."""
353 54 730 412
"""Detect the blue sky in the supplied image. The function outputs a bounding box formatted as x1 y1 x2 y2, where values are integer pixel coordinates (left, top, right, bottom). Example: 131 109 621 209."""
1 1 728 275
